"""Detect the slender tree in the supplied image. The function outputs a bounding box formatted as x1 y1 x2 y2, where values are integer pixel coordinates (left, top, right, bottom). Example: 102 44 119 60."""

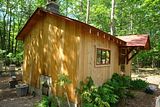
110 0 115 35
86 0 90 24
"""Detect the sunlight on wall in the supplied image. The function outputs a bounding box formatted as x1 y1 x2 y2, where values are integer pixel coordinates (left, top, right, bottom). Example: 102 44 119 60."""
76 36 80 42
23 57 27 71
68 84 77 101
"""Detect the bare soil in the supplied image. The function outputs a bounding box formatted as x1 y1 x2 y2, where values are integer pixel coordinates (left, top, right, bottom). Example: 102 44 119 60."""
0 68 160 107
120 69 160 107
120 89 160 107
0 75 40 107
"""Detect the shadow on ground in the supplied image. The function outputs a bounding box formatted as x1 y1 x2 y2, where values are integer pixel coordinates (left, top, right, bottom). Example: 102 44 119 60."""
0 75 40 107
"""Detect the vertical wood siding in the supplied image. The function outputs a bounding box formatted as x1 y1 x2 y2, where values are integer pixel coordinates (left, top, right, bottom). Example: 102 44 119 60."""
23 14 129 103
78 26 120 86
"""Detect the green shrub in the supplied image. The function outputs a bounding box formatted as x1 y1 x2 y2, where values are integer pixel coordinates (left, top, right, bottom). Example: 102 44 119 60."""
35 96 58 107
106 73 132 99
77 77 119 107
35 73 72 107
131 79 149 90
98 84 119 104
111 73 131 88
35 96 49 107
3 52 23 66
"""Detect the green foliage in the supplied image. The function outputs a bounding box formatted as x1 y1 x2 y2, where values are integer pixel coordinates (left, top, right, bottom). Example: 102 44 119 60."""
1 0 160 67
131 79 149 90
106 73 131 99
56 73 72 107
4 52 23 66
35 96 58 107
56 73 72 87
98 84 119 104
36 74 72 107
35 96 50 107
36 74 148 107
77 77 119 107
0 49 6 58
77 73 148 107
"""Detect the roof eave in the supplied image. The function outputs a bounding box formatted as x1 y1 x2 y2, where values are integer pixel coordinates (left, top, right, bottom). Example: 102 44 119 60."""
16 8 43 41
15 7 126 45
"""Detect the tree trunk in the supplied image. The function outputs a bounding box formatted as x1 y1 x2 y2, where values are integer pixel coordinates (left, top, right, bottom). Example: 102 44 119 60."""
8 8 12 53
65 0 68 16
2 14 6 50
86 0 90 24
0 30 2 49
11 18 15 53
14 40 18 56
14 16 23 55
110 0 115 35
2 0 9 50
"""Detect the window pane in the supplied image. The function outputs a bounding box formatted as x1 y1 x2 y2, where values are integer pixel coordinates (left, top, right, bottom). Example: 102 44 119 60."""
106 51 110 64
102 51 106 59
96 48 110 65
96 49 101 64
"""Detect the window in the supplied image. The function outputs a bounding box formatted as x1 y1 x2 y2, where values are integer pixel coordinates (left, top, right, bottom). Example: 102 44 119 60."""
96 48 110 65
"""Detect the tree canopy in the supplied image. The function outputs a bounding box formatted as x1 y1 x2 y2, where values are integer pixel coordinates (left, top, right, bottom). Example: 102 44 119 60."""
0 0 160 67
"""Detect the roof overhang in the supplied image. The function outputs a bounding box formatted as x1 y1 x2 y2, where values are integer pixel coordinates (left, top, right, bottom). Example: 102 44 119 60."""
117 34 151 50
117 34 151 64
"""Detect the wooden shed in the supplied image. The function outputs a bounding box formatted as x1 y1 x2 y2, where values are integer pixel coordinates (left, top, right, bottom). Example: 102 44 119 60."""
16 7 150 105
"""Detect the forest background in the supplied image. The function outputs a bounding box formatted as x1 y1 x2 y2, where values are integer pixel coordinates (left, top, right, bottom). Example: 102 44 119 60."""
0 0 160 68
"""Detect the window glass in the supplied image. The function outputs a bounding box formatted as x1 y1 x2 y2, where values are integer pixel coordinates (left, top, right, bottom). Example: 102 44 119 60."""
96 48 110 65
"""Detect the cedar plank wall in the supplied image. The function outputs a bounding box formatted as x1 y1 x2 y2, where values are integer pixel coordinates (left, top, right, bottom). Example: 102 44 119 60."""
78 26 120 86
63 19 80 101
23 14 80 102
23 12 122 103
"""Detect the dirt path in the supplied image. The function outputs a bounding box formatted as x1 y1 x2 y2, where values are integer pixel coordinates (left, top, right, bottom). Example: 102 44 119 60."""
0 76 40 107
123 70 160 107
0 70 160 107
123 90 160 107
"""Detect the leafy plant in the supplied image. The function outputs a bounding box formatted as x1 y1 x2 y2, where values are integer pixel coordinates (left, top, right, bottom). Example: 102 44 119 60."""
35 73 72 107
35 96 50 107
98 84 119 104
77 77 118 107
106 73 131 99
56 73 72 107
3 52 23 66
0 49 6 59
35 95 58 107
131 79 149 90
57 73 72 87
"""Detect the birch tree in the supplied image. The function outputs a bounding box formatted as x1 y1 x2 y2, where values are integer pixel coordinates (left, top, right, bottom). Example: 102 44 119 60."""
110 0 115 35
86 0 90 24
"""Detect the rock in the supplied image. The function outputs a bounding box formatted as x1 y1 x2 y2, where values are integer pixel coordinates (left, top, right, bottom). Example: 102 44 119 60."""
145 85 157 94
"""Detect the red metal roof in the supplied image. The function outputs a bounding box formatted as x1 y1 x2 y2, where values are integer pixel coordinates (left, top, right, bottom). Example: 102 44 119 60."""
117 34 150 50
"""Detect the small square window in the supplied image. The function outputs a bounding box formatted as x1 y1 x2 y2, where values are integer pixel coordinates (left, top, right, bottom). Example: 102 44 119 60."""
96 48 110 65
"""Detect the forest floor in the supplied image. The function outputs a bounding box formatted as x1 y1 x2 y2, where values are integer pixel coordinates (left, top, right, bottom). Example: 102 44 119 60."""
0 68 160 107
119 68 160 107
0 73 40 107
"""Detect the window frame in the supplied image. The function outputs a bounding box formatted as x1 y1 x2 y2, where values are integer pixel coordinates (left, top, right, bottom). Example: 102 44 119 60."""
95 48 111 66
